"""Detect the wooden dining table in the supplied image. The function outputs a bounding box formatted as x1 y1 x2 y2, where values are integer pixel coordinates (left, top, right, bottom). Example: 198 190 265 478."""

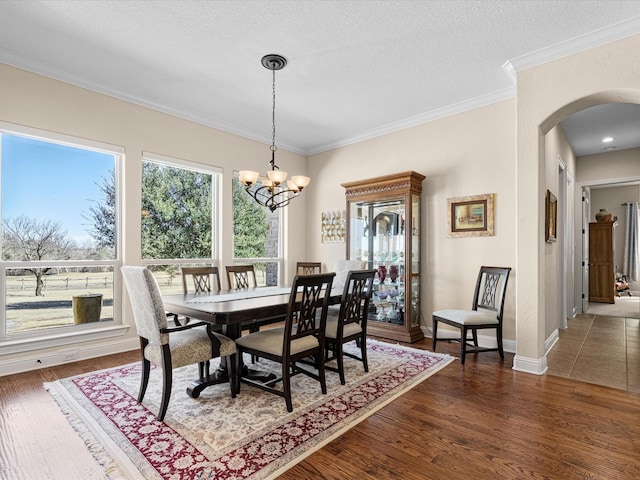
163 285 343 397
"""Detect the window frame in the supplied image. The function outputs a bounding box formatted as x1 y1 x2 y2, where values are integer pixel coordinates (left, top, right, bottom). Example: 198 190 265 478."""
231 173 284 286
0 122 125 350
140 151 222 276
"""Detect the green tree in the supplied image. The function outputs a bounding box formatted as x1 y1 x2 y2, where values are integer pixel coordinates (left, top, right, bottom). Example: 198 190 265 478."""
84 168 116 251
2 216 75 296
232 178 268 258
141 163 212 260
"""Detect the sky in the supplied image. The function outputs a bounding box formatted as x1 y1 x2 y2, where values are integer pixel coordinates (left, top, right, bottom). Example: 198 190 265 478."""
1 133 115 245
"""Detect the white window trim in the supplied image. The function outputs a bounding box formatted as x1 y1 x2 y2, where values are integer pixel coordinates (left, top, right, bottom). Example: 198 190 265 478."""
141 152 222 265
0 123 123 349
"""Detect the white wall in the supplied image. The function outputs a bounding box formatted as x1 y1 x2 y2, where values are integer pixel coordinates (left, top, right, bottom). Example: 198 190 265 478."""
307 100 517 340
516 32 640 373
0 62 309 368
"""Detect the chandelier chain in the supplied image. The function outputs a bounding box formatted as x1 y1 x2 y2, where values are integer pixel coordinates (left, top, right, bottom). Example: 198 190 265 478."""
271 67 277 154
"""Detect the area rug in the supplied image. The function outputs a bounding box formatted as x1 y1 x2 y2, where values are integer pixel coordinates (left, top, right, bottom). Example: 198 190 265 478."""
45 340 454 480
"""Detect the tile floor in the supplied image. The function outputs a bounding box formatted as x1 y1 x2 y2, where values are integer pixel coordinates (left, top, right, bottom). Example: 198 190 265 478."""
546 313 640 393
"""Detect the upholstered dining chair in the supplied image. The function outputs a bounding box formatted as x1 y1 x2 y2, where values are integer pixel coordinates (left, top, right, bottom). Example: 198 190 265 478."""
432 266 511 365
323 269 376 385
296 262 321 275
121 266 236 421
225 265 257 289
235 272 336 412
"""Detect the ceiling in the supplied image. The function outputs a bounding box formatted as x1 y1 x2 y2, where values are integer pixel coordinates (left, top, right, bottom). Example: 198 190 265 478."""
1 1 640 156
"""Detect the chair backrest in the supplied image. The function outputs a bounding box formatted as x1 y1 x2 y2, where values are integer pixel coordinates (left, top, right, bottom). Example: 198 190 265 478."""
296 262 321 275
338 269 376 335
284 273 336 354
181 266 221 293
472 266 511 321
121 266 168 344
226 265 257 289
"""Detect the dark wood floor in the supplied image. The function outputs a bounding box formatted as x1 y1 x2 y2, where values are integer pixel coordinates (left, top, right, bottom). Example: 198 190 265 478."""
1 339 639 479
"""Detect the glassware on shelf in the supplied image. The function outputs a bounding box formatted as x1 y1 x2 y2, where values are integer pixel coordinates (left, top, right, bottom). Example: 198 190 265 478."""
388 264 398 282
377 265 387 284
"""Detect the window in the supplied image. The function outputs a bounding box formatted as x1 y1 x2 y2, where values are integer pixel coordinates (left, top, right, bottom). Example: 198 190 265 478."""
232 176 282 286
0 124 121 342
141 153 220 294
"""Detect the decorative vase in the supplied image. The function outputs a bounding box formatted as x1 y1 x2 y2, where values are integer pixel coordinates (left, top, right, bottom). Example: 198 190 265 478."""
377 265 387 284
595 208 612 222
388 264 399 283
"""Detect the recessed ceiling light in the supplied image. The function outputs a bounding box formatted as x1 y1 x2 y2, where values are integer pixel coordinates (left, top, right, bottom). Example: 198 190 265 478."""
602 136 614 143
604 146 617 151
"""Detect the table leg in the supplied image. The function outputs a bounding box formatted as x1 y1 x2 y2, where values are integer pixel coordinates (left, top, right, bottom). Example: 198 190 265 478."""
186 323 275 399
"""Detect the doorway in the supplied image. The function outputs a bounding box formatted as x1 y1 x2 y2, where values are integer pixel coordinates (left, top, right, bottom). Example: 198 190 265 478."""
582 181 640 319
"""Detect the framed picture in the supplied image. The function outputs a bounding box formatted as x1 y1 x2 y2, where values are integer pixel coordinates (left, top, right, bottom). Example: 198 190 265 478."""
545 190 557 242
321 210 346 243
447 193 495 237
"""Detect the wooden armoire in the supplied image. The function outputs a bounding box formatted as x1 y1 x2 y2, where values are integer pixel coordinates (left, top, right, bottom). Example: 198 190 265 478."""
588 221 615 303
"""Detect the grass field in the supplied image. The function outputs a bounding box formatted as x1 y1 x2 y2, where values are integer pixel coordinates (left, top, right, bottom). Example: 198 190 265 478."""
5 271 183 334
5 267 274 335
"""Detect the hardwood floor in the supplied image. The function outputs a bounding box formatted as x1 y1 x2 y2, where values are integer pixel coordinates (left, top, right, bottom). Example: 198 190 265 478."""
1 340 639 480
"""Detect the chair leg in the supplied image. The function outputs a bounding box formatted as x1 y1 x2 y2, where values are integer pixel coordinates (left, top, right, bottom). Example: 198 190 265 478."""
318 349 327 394
235 348 244 394
497 327 505 359
336 342 346 385
460 327 467 365
138 357 150 403
472 329 479 347
360 335 369 373
283 359 293 412
158 347 173 421
226 354 237 398
432 318 438 351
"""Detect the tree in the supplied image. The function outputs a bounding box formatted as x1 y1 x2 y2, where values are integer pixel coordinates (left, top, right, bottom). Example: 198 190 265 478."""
84 168 115 250
232 179 268 258
2 216 75 296
141 163 212 260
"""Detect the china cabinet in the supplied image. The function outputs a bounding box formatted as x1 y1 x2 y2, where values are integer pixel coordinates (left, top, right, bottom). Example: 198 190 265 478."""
342 171 426 343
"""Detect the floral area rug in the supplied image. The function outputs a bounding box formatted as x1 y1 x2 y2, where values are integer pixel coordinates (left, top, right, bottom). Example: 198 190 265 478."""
45 340 454 480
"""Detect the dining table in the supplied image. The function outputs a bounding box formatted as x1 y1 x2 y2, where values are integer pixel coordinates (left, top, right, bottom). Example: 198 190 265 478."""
163 285 343 397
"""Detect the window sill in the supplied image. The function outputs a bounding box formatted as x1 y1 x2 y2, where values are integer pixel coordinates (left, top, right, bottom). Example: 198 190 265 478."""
0 324 131 356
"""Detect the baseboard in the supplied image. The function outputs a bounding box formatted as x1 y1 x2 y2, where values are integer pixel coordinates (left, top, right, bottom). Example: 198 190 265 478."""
0 337 139 376
422 326 515 353
545 329 559 355
512 354 548 375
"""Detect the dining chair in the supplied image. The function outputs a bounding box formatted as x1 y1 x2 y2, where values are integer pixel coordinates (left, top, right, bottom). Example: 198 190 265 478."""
235 272 336 412
171 266 223 327
182 266 222 294
296 262 321 275
324 269 376 385
225 265 257 289
432 266 511 365
121 266 236 421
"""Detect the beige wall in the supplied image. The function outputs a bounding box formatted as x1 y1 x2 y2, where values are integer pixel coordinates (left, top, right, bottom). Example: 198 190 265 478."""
308 100 517 340
516 33 640 372
544 125 577 339
0 62 308 367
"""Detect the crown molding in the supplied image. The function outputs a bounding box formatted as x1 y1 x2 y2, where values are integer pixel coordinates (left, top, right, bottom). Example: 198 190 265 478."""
0 49 305 156
503 15 640 79
306 86 515 155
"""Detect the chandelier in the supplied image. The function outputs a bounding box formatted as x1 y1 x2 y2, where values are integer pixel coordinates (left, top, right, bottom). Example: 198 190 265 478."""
239 54 310 212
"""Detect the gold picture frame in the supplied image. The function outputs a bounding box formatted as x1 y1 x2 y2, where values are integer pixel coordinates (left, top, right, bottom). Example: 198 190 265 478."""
545 189 557 242
447 193 495 237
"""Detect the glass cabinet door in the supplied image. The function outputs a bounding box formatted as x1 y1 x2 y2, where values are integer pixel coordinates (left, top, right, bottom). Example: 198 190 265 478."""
343 171 425 343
